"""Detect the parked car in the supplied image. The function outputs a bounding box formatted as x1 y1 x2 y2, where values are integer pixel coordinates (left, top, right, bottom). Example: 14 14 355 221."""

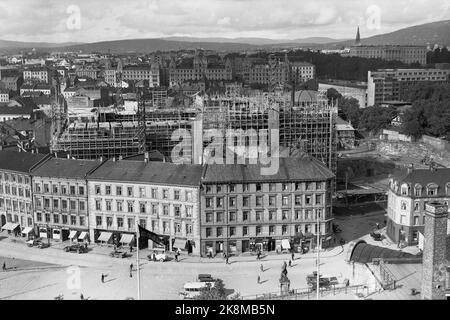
26 239 41 247
198 274 215 283
370 232 383 241
37 241 50 249
64 244 88 254
110 250 127 258
147 248 168 262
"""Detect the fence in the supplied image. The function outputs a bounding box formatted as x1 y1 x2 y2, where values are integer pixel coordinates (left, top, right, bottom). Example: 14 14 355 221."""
242 284 367 300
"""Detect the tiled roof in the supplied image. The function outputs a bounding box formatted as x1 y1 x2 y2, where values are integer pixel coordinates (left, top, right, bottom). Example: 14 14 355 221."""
0 150 48 173
393 167 450 197
203 157 334 184
88 160 203 187
31 158 101 179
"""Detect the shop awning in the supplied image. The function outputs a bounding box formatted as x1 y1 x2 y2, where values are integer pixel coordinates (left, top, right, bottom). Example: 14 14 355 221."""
21 227 33 235
120 234 134 244
281 239 291 250
2 223 19 231
173 238 186 249
98 232 112 242
69 230 78 239
78 232 88 240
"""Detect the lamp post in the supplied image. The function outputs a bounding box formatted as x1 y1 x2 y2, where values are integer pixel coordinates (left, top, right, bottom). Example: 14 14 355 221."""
316 211 320 300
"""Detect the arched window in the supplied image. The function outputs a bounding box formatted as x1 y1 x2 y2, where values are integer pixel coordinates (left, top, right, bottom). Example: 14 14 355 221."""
414 184 422 197
426 183 438 196
401 184 409 196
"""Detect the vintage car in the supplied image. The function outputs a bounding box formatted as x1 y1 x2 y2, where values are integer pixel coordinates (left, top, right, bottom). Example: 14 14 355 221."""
147 248 169 262
64 244 88 254
110 250 128 258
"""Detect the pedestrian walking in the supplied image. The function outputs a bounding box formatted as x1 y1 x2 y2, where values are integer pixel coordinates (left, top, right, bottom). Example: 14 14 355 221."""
225 255 229 265
101 274 104 283
80 293 84 300
291 252 295 261
84 243 88 250
289 260 292 267
175 251 179 262
260 263 264 272
2 262 6 271
130 263 133 272
257 275 260 284
129 245 133 253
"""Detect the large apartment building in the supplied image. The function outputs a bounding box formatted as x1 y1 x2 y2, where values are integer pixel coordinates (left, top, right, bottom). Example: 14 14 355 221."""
23 67 50 84
367 68 450 106
31 158 101 242
200 157 335 257
122 64 160 87
347 45 427 65
387 166 450 246
0 151 49 236
87 159 203 254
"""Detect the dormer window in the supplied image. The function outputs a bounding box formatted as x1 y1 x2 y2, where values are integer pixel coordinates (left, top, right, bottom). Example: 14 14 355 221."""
401 184 408 196
426 183 438 196
414 184 422 197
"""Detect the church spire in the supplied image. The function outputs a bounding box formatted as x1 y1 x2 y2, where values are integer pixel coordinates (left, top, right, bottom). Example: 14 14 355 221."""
355 26 361 45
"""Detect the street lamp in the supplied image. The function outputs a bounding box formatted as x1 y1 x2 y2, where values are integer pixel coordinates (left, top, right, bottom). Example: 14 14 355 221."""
316 210 320 300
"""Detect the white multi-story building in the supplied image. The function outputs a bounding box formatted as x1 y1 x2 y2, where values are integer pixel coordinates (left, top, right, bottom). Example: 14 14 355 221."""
387 166 450 247
0 151 49 237
23 68 50 83
31 158 101 242
87 159 203 254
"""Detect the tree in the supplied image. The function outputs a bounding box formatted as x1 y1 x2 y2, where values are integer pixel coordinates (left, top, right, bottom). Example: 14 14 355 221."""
194 279 229 300
339 97 361 127
326 88 342 104
358 106 397 133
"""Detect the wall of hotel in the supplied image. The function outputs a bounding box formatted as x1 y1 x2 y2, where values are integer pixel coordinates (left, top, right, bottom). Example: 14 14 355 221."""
87 180 200 254
0 170 33 231
387 183 450 245
200 180 333 256
32 176 89 241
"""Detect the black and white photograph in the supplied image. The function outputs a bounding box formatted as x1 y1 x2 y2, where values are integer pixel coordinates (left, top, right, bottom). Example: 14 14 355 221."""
0 0 449 309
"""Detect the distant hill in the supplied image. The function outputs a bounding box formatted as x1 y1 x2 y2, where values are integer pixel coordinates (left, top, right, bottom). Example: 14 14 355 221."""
162 36 348 45
331 20 450 47
0 19 449 54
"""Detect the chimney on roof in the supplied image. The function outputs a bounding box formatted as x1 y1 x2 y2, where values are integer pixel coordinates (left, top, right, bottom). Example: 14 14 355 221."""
144 152 149 163
407 163 414 174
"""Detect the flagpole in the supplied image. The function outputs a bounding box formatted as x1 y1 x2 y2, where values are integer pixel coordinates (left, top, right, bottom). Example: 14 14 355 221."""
135 220 141 300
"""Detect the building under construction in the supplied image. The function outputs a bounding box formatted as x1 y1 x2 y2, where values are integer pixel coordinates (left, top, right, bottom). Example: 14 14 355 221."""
201 91 337 173
51 121 145 160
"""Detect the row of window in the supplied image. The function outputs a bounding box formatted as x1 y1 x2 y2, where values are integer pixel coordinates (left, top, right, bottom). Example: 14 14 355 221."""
0 198 32 213
94 199 193 217
35 198 86 212
205 181 325 193
93 185 193 201
95 216 193 235
204 208 328 223
36 212 86 226
205 194 324 208
205 223 326 238
0 184 31 198
34 182 85 196
0 172 30 184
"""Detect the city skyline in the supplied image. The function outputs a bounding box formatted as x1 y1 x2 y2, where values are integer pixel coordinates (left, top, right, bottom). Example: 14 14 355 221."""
0 0 449 43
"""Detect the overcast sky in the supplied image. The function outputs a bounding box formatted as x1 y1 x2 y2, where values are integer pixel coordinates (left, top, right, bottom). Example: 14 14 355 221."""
0 0 449 43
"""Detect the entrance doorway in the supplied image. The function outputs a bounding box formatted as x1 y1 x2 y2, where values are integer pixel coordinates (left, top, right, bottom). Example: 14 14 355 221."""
1 215 5 227
216 241 224 253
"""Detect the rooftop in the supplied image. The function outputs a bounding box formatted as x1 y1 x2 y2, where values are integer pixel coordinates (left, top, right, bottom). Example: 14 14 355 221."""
392 167 450 197
31 158 101 179
0 150 48 173
203 157 334 184
88 160 203 187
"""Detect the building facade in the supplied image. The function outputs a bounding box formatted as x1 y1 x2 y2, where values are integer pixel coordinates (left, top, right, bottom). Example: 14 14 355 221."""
0 151 49 236
31 158 101 242
347 45 428 65
200 158 334 257
387 167 450 246
367 68 450 106
87 159 203 254
23 68 50 83
122 64 160 87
